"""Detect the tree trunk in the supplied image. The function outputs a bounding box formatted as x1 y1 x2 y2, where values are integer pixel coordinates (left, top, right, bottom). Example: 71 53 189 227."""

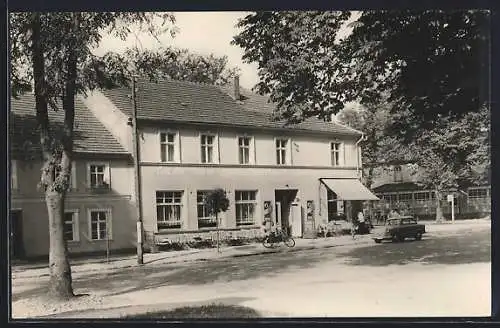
46 190 73 298
216 213 220 253
435 189 444 222
31 12 75 299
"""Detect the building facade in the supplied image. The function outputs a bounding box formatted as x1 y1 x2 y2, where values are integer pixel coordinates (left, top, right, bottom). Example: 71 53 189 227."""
85 78 378 246
9 96 136 259
370 164 491 220
10 77 378 258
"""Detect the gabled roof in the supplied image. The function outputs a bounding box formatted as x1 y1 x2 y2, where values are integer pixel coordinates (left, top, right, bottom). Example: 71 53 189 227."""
101 79 362 137
10 94 129 159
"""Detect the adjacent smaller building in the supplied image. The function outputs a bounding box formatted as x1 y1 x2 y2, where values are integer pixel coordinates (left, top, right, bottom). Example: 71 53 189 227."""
10 95 137 259
370 163 491 220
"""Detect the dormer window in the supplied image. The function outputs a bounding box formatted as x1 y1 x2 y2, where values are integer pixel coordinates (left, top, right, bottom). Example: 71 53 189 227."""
88 163 110 190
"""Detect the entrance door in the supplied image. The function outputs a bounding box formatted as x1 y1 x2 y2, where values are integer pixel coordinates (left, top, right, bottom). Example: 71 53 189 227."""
275 189 299 237
10 210 25 259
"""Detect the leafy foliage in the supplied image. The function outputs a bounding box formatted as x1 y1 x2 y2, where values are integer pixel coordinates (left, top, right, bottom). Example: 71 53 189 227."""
204 188 230 217
119 47 241 86
233 11 352 123
234 10 490 136
234 10 491 195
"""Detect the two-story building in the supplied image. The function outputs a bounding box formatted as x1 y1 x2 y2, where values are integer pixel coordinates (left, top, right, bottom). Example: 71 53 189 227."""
10 77 379 259
10 95 136 259
83 77 378 246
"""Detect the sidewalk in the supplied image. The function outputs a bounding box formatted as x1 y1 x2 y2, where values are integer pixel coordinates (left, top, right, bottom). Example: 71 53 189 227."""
11 218 490 280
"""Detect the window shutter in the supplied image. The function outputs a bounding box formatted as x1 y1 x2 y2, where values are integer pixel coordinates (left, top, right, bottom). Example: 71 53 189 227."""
342 143 346 166
73 211 80 242
175 131 181 163
107 209 113 239
105 164 111 186
215 133 220 164
71 161 77 190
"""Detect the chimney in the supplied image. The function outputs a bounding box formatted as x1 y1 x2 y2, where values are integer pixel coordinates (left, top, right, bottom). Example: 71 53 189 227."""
233 75 240 101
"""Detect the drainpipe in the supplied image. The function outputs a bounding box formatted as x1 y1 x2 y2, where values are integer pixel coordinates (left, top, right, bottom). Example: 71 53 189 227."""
131 76 144 265
355 133 366 178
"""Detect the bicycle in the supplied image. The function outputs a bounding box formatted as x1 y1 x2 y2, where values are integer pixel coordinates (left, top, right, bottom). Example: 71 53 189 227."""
262 229 295 248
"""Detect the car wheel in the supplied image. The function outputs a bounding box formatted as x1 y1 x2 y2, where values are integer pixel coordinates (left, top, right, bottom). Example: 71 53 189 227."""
392 234 400 243
415 232 423 241
374 239 382 244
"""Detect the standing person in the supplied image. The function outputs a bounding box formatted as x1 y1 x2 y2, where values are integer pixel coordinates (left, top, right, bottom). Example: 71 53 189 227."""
357 210 366 234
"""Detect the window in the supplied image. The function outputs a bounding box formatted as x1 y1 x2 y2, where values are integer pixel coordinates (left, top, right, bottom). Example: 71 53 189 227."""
414 192 430 202
327 189 339 221
235 190 257 226
160 132 176 162
64 211 79 242
276 139 288 165
393 165 403 182
197 191 216 228
89 209 111 240
54 161 77 190
238 136 252 164
331 142 342 166
200 134 215 163
156 191 183 229
469 188 489 199
398 193 413 202
11 160 18 190
88 163 110 189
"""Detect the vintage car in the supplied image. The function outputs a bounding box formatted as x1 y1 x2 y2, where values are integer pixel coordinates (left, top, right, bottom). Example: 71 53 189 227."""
373 216 426 243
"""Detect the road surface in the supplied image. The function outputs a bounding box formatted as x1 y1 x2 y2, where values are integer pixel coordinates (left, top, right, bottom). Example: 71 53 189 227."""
12 225 491 318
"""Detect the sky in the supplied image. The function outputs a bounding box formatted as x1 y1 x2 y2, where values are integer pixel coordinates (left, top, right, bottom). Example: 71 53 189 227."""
94 12 259 89
94 11 360 91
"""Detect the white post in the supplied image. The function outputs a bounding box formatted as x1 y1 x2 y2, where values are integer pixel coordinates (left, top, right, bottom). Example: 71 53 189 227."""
451 197 455 223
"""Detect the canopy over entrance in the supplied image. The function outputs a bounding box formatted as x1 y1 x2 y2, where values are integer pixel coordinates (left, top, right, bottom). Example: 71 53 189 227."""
320 178 379 201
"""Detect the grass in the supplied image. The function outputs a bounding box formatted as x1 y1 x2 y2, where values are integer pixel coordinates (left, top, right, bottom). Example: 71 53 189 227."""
126 304 261 319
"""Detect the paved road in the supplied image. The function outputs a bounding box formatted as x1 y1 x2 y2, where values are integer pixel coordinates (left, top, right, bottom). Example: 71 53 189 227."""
12 226 491 318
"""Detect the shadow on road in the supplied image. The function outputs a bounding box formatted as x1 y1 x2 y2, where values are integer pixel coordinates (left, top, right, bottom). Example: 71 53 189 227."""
13 248 332 300
338 229 490 266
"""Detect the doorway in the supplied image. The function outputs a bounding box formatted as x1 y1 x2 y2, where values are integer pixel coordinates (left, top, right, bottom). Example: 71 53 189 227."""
10 210 25 259
275 189 298 236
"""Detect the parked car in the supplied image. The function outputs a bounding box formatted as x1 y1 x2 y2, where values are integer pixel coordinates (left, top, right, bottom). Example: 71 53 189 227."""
373 216 426 243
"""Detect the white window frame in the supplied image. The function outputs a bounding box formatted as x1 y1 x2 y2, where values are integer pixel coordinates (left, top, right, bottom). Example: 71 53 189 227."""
11 160 18 190
87 162 111 189
330 141 343 167
55 161 77 190
197 190 217 228
156 191 184 229
275 137 292 165
237 135 254 165
235 190 258 226
159 130 180 163
200 132 219 164
64 209 80 242
87 208 112 241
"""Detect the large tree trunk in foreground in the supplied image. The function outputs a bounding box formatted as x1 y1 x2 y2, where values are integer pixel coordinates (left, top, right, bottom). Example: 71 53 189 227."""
46 190 73 298
31 12 75 299
435 189 444 222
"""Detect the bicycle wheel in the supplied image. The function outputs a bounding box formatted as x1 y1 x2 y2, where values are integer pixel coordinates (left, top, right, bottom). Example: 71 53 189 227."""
284 237 295 247
262 237 273 248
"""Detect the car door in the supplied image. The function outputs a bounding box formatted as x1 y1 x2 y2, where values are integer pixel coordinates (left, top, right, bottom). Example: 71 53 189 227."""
400 218 411 238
